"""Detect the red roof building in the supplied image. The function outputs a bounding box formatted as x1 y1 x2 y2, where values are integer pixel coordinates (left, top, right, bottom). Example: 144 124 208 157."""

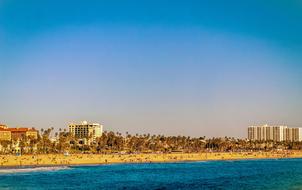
0 126 38 140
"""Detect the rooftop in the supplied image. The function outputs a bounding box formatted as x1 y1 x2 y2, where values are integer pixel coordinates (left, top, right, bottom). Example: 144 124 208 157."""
0 127 37 132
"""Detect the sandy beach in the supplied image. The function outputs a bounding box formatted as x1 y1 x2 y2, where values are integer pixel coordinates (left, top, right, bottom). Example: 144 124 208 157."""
0 151 301 167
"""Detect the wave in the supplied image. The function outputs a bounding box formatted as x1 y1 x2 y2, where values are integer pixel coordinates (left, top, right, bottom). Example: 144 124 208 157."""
0 166 70 174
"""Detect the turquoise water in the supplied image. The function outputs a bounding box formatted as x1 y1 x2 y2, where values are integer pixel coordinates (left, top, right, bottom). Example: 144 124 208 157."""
1 159 302 189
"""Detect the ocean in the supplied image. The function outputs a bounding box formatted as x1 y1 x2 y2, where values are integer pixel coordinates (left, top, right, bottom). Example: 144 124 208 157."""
1 159 302 190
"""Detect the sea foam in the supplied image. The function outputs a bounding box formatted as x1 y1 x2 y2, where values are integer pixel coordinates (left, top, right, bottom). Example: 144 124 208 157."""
0 166 70 174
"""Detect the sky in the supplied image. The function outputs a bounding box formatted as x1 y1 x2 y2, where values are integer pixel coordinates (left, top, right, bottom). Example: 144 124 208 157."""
0 0 302 138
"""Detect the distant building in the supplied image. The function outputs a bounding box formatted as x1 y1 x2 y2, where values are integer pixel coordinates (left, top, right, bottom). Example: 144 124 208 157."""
10 128 38 140
69 121 103 142
0 130 11 141
248 124 302 142
0 124 7 129
0 124 11 141
0 125 38 141
50 136 59 143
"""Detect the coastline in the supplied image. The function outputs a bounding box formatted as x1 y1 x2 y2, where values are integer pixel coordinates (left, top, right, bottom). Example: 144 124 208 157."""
1 151 302 168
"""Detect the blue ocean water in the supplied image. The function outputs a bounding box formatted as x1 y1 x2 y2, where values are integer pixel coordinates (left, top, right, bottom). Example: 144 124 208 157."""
1 159 302 190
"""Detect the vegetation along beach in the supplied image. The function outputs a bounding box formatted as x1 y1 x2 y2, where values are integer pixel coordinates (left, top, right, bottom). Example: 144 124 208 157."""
1 126 302 167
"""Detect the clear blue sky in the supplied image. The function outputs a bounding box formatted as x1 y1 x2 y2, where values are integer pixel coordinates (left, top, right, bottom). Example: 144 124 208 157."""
0 0 302 137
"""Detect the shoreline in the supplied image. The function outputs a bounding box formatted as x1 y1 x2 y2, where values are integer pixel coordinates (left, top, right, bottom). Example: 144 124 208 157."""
0 158 299 170
0 151 301 168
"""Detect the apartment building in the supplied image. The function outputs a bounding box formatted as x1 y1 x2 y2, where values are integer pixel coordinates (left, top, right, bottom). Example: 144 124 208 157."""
69 121 103 142
248 124 302 142
0 125 38 141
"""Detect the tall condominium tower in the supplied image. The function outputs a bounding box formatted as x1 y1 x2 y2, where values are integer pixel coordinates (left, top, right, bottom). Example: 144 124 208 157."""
248 124 302 142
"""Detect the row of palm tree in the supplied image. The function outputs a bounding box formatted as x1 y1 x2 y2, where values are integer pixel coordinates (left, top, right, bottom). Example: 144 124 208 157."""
1 128 302 154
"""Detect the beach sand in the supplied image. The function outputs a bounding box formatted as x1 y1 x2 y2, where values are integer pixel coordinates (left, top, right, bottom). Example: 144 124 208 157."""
0 151 301 167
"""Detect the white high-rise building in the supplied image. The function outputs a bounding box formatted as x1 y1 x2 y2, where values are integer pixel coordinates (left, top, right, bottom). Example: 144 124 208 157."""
69 121 103 142
248 125 302 142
